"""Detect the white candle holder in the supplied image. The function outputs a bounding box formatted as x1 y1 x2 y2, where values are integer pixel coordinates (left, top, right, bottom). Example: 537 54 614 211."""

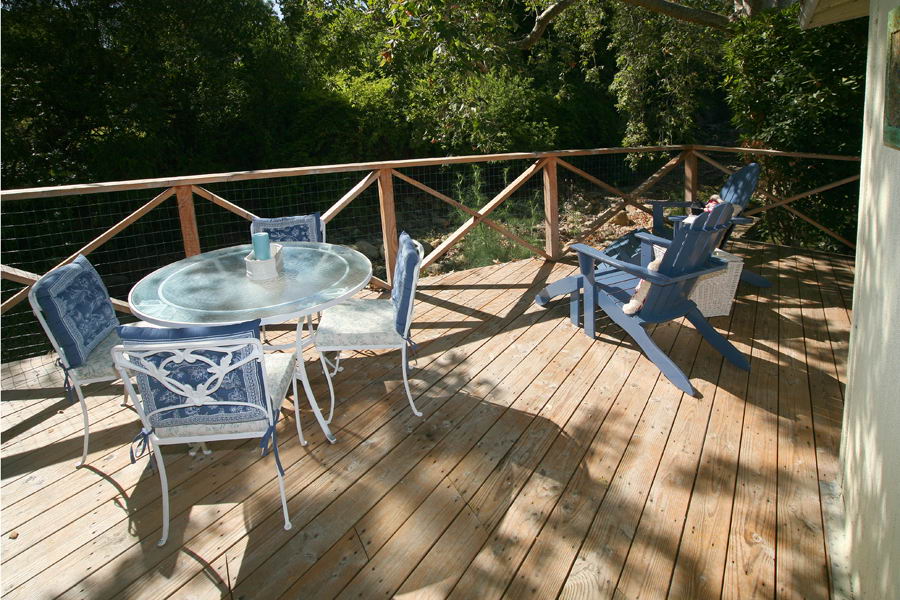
245 243 284 281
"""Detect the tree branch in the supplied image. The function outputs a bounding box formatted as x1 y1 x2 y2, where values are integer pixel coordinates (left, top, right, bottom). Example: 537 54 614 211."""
614 0 732 29
512 0 731 50
513 0 583 50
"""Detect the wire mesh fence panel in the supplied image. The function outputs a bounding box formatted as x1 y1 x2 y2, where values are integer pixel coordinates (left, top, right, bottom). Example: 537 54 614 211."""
557 150 685 247
393 160 547 273
699 150 859 253
1 188 187 368
0 147 859 385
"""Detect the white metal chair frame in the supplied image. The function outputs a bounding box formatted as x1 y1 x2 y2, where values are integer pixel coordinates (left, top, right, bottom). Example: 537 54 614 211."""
112 337 293 546
307 240 425 443
28 286 119 467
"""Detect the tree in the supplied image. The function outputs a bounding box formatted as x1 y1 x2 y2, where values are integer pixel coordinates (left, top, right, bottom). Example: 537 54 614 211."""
1 0 356 187
721 5 866 250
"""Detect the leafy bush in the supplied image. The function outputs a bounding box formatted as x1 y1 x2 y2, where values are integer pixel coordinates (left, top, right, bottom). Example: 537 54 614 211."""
330 73 410 160
407 67 559 155
722 6 867 250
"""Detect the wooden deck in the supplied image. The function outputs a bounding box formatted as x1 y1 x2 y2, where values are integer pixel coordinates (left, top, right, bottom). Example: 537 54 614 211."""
0 240 853 600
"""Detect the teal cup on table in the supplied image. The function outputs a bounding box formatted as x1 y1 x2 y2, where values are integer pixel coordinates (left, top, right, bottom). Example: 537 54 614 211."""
252 232 271 260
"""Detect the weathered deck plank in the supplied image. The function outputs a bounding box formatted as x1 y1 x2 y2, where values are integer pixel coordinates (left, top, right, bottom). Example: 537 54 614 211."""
0 244 853 600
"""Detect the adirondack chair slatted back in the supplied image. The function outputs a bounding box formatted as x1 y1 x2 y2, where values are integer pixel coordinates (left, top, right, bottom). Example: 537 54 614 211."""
640 203 734 323
720 163 760 210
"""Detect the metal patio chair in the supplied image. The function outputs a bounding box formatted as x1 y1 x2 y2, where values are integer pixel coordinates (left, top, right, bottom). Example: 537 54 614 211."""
29 254 124 467
112 319 294 546
308 232 425 441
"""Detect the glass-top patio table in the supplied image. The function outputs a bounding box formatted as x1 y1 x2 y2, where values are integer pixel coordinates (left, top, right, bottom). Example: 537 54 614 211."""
129 241 373 443
129 242 372 327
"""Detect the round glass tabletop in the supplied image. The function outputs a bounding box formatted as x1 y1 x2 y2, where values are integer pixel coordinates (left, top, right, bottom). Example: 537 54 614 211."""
129 242 372 326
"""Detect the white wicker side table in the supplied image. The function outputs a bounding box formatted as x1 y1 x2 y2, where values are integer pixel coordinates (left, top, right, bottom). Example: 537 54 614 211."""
653 246 744 317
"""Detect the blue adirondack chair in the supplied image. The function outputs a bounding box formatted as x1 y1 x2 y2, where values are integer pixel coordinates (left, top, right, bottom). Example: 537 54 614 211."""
564 202 749 396
647 162 770 288
535 163 769 313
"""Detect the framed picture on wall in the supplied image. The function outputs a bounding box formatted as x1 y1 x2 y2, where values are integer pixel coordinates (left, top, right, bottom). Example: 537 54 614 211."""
886 7 900 149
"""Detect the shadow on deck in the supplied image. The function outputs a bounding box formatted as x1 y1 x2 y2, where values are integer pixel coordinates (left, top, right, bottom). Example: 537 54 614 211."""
0 240 853 599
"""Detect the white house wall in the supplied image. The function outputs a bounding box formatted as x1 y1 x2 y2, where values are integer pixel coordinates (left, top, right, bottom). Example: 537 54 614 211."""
841 1 900 597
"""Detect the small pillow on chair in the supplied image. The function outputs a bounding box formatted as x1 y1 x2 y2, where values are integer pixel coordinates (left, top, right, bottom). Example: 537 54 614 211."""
118 320 267 429
251 214 323 243
390 232 422 337
32 255 119 367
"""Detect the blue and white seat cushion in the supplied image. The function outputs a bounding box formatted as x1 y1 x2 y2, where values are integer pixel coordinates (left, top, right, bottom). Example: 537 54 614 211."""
251 214 323 243
315 299 403 348
32 255 119 368
154 353 295 439
71 329 122 381
118 320 294 437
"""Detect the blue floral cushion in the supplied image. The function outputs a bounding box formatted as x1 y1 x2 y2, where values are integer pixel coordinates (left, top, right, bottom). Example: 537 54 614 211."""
390 232 422 337
32 255 119 368
251 214 324 243
117 320 269 429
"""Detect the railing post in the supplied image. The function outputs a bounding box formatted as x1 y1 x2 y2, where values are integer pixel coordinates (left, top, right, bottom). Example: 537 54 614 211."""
684 149 698 205
543 157 561 260
175 185 201 257
377 169 398 285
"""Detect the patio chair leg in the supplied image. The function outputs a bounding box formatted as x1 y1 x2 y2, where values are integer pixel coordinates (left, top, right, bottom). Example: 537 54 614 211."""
582 285 598 340
685 307 750 370
740 269 772 288
627 319 697 396
569 290 581 327
296 355 336 443
291 378 307 446
273 445 292 531
75 385 90 468
318 350 337 424
401 345 422 417
154 443 170 546
595 292 697 396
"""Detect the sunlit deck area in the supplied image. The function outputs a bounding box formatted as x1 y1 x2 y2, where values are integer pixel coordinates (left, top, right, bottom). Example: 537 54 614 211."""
1 240 852 599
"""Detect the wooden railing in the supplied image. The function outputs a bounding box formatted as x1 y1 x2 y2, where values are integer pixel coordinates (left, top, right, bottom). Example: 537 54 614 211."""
0 145 860 317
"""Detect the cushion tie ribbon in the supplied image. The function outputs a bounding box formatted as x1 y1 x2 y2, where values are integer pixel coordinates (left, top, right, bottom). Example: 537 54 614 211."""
130 427 154 465
404 336 419 362
56 359 76 405
260 409 285 476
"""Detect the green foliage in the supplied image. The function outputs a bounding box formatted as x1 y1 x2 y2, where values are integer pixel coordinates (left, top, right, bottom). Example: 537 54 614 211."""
407 67 559 154
722 6 866 250
2 0 356 187
330 73 410 159
723 5 866 153
609 0 729 147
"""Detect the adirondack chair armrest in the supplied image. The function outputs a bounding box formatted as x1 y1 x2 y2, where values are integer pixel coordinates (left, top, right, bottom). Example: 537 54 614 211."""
668 214 753 234
634 232 673 248
646 201 692 208
647 201 692 233
571 243 673 286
